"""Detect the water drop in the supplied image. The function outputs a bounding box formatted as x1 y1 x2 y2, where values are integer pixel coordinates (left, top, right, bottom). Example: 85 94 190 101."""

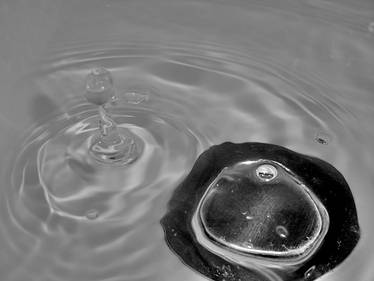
86 209 99 220
255 164 278 181
85 67 116 105
276 225 289 239
314 131 331 145
242 241 253 249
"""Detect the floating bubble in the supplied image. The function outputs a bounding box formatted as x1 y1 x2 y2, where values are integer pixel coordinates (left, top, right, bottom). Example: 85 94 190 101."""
276 225 289 239
314 131 331 145
304 265 316 280
85 67 116 105
199 159 327 257
255 164 278 181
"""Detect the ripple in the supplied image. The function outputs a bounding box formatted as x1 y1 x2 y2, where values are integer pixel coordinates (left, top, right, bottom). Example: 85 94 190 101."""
6 92 204 280
2 41 363 281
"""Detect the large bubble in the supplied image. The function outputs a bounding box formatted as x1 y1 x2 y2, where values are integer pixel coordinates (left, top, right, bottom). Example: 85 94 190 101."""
161 142 360 281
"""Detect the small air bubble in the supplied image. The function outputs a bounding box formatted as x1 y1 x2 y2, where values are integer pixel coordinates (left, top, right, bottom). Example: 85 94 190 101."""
85 67 116 105
314 131 331 145
276 225 289 239
85 209 99 220
304 265 316 279
255 164 278 181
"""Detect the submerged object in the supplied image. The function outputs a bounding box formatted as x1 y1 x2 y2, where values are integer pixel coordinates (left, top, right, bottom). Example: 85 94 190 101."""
161 142 360 281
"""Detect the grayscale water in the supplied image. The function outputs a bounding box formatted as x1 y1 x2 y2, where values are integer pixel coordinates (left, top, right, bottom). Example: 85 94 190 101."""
0 0 373 281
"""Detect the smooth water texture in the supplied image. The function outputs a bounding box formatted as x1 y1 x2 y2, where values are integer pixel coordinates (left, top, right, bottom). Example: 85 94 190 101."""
0 0 373 281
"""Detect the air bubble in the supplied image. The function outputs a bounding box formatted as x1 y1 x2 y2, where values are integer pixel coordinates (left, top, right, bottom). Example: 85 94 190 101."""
304 265 316 279
255 164 278 181
314 131 331 145
85 209 99 220
276 225 289 239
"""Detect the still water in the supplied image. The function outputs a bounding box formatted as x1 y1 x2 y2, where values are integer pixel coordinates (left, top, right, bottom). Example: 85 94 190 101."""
0 0 373 280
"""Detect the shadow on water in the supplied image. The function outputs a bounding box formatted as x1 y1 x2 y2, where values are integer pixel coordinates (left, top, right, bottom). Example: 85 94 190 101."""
28 93 63 125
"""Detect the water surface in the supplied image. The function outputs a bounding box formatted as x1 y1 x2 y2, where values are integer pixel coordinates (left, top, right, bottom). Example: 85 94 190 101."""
0 0 373 280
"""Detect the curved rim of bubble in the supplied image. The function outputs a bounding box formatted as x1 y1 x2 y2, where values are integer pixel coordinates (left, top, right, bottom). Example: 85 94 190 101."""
192 159 329 267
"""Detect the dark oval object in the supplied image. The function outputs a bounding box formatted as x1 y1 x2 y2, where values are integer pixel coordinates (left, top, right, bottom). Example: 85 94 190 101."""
161 142 360 281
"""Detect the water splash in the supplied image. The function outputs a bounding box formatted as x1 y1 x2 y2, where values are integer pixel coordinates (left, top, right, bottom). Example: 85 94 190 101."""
84 67 142 166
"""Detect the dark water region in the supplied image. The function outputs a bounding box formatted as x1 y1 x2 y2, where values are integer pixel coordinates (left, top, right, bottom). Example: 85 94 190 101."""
0 0 373 281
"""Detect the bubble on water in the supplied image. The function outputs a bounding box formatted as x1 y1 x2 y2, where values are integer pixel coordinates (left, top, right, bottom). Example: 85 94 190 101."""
276 225 289 239
121 91 149 104
255 164 278 181
85 67 116 105
85 209 99 220
242 241 253 249
314 131 331 145
368 22 374 33
304 265 316 280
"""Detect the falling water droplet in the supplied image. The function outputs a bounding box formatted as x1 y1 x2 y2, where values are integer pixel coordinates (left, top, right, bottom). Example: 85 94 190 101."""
85 67 116 105
86 209 99 220
276 225 289 239
314 131 331 145
255 164 278 181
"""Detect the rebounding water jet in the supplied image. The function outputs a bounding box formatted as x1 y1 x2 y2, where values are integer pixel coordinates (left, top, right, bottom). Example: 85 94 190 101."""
85 67 140 165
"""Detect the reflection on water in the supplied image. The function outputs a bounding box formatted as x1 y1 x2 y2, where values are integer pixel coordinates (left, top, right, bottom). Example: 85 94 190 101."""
0 0 373 281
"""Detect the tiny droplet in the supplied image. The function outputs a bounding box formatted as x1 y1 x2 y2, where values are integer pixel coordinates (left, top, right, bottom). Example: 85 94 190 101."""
255 164 278 181
276 225 289 239
242 241 253 249
304 265 316 279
